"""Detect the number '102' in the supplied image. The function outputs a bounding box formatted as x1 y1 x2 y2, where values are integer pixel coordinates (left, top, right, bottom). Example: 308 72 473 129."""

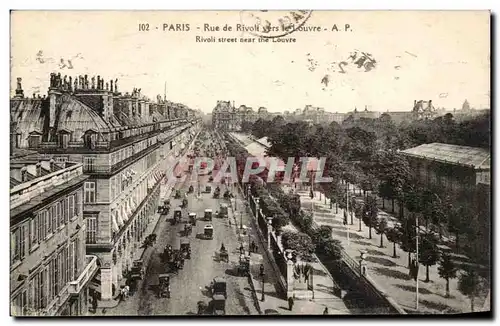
139 23 150 31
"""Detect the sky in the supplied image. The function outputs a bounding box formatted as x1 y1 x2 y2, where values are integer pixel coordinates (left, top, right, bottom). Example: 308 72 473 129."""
10 11 490 113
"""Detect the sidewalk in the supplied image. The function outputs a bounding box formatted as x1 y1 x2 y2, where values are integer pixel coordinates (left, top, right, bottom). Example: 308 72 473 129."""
229 183 350 315
288 185 488 314
89 140 197 316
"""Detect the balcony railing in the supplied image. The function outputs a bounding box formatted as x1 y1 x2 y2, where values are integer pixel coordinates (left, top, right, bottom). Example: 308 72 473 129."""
68 255 98 295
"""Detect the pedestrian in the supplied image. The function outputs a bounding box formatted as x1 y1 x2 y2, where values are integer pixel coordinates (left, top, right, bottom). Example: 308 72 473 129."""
124 285 130 299
288 296 294 311
259 264 264 276
323 307 328 315
228 218 232 226
251 241 256 253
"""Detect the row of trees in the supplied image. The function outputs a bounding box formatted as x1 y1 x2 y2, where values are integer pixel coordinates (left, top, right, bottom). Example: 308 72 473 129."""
240 113 490 311
224 134 344 264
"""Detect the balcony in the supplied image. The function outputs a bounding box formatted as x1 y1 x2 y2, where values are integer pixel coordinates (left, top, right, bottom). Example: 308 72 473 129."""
68 255 98 295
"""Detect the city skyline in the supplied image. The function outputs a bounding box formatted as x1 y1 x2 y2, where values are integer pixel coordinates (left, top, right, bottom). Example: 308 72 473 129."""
11 11 490 113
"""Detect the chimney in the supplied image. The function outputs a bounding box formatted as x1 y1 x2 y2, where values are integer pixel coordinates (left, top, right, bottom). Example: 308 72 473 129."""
14 77 24 98
428 100 432 108
414 100 416 106
21 167 27 182
36 162 42 176
49 159 55 171
48 74 62 129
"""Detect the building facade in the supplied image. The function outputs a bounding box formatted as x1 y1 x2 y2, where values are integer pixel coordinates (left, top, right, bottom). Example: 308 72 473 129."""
10 152 97 316
11 73 201 303
400 142 490 192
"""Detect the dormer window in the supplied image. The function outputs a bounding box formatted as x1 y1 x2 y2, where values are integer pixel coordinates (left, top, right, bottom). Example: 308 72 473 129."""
83 130 97 149
58 130 71 149
21 167 27 182
28 131 42 148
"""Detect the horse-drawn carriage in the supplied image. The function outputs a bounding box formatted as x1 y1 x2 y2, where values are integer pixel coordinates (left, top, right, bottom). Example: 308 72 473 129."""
126 272 142 296
238 255 250 276
173 208 182 224
223 190 232 200
204 209 212 221
157 200 171 215
131 260 145 279
180 238 191 259
181 198 188 209
158 274 171 298
183 223 193 236
213 187 220 199
219 204 228 218
204 224 214 240
189 212 197 226
166 249 184 271
174 190 182 199
219 245 229 263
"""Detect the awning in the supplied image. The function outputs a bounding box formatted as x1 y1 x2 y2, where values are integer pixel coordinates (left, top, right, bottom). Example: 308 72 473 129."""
111 210 119 232
116 207 124 226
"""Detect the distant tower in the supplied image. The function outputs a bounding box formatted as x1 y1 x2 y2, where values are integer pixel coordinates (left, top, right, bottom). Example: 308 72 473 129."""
462 99 471 111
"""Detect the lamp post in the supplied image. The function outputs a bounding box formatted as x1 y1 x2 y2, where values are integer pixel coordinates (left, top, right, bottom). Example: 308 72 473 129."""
260 269 266 301
240 211 243 230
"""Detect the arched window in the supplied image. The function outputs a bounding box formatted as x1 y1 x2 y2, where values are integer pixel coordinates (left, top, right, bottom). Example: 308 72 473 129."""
83 130 97 149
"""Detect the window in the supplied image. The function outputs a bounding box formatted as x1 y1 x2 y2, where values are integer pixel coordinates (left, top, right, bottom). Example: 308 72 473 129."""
84 132 95 149
110 176 116 200
40 268 46 308
84 182 96 203
30 216 39 248
11 223 27 264
68 195 75 220
28 134 41 148
55 156 68 163
39 210 47 241
69 241 75 281
47 207 53 235
83 157 96 173
86 217 97 244
52 257 59 297
11 289 27 316
59 133 70 148
57 201 64 228
51 206 57 232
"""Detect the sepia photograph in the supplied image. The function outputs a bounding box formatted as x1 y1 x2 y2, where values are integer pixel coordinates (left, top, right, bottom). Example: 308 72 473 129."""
9 10 491 317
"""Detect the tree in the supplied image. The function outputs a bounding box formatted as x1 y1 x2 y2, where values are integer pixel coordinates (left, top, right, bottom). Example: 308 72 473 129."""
375 218 389 248
322 239 343 260
400 214 417 268
362 195 378 239
281 231 316 262
386 226 402 258
438 252 458 298
458 266 487 312
418 232 440 282
447 205 468 253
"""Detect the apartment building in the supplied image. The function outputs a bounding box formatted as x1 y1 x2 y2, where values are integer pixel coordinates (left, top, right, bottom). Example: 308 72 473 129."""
10 151 97 316
11 73 201 302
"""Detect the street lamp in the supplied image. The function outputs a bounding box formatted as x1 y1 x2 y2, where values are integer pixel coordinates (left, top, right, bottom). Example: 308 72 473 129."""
240 211 243 230
260 268 266 301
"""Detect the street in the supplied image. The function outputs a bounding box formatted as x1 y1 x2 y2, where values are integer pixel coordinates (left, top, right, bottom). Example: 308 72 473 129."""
106 136 260 316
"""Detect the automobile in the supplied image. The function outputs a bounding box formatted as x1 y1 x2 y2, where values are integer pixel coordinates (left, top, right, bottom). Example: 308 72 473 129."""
204 224 214 240
204 209 212 221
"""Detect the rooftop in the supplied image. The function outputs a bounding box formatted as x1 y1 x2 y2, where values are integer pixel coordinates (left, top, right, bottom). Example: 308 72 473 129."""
400 143 490 170
10 157 86 214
